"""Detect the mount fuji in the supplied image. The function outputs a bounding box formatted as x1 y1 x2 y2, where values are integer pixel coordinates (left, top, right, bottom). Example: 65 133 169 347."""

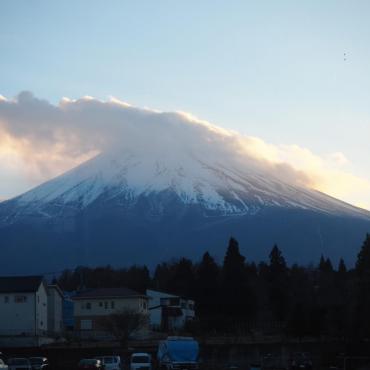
0 143 369 273
0 94 369 273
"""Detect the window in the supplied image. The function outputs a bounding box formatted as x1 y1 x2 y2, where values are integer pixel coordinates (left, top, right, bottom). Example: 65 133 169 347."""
104 301 108 309
170 297 180 306
160 297 168 306
86 302 91 309
80 319 92 330
14 295 27 303
4 296 9 303
111 301 115 309
143 301 147 310
99 302 103 307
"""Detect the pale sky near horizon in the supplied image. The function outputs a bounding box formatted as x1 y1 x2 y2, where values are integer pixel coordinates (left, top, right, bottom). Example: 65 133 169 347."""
0 0 369 209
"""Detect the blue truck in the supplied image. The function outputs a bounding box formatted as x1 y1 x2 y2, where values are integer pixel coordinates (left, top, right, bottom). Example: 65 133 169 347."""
157 336 199 370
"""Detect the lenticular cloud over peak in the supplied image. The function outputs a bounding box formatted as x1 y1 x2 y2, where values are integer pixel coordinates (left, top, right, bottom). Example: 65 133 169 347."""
0 92 303 185
0 91 369 210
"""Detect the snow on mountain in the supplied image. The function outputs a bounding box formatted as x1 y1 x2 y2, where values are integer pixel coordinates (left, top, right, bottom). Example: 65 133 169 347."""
7 144 369 223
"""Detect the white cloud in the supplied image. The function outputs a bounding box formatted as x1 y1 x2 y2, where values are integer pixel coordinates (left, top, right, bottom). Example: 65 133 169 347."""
327 152 350 166
0 91 369 209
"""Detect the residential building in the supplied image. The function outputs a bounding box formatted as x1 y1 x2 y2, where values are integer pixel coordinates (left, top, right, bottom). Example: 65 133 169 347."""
72 287 149 332
146 289 195 331
47 284 64 335
62 291 75 331
0 276 48 338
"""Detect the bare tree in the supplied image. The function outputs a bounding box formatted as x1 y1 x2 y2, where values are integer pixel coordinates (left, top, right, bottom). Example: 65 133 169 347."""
97 309 149 346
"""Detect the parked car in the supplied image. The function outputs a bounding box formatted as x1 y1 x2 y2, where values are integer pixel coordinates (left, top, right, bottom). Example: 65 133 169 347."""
0 359 8 370
261 354 283 370
290 353 312 370
95 356 121 370
7 358 31 370
130 353 151 370
78 359 104 370
29 357 49 370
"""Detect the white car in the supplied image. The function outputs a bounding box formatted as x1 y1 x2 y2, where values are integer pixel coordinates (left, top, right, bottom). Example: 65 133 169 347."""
95 356 122 370
130 353 151 370
7 358 31 370
0 359 8 370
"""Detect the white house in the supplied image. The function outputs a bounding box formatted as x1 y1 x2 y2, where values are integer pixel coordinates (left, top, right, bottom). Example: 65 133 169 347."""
72 287 149 332
0 276 48 337
47 284 64 335
146 289 195 331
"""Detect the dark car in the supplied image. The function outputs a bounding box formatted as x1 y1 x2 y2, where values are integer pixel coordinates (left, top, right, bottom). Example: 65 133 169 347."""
7 358 31 370
78 359 104 370
262 354 283 370
290 353 312 370
29 358 49 370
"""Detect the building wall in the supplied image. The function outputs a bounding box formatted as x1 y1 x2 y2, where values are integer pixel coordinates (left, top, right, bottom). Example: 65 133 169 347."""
62 295 74 330
147 289 176 308
146 290 195 330
148 306 162 328
74 297 148 317
0 292 36 335
74 297 148 331
35 284 48 334
47 287 63 334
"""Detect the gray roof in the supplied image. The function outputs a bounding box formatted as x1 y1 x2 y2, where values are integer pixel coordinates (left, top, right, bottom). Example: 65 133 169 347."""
73 287 148 300
0 276 44 293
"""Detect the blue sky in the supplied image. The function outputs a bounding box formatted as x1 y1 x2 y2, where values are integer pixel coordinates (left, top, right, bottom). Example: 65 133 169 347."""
0 0 369 208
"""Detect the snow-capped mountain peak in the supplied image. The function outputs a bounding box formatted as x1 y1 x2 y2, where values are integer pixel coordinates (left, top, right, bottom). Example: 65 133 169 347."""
11 146 369 220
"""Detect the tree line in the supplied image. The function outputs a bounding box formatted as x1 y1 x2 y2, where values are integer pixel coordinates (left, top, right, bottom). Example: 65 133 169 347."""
57 233 370 339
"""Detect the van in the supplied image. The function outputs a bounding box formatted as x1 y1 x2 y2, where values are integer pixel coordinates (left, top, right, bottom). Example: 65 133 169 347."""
130 353 151 370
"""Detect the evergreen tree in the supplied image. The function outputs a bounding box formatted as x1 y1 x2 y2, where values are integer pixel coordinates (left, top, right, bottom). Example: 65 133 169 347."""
319 255 326 272
223 237 245 281
125 265 150 293
288 303 307 339
319 255 333 273
197 252 219 296
222 237 250 319
287 264 312 338
354 234 370 338
269 244 287 275
325 258 333 272
338 258 347 274
195 252 221 327
355 233 370 277
258 261 270 279
153 263 172 291
268 244 288 321
167 258 195 298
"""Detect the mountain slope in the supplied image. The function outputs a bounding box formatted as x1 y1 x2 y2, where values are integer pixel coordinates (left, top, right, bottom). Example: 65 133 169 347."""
0 148 369 273
3 148 369 220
